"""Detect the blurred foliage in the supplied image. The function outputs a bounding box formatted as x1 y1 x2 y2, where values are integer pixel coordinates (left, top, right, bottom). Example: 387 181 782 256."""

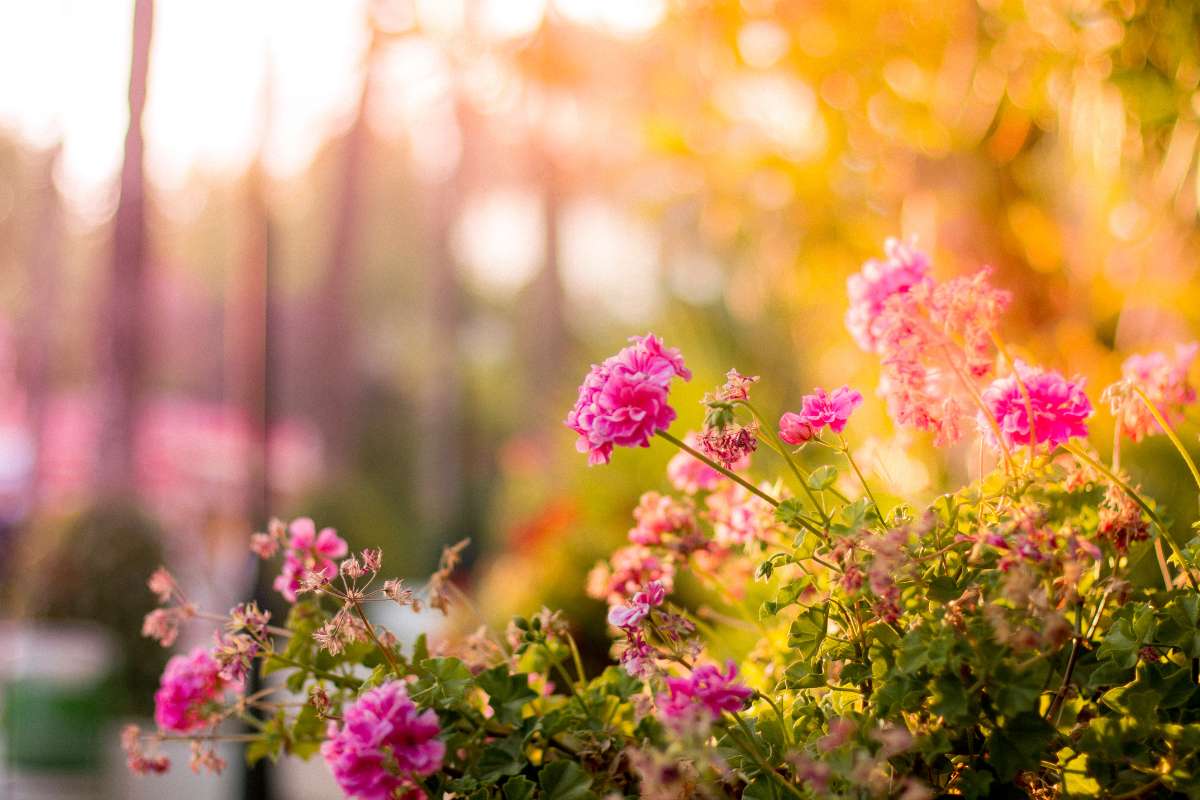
10 501 168 716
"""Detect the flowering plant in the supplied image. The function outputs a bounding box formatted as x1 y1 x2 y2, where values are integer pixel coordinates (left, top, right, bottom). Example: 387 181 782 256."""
126 239 1200 799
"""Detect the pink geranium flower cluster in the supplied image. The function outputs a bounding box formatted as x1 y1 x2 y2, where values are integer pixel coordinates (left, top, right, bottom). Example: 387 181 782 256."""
979 361 1092 450
628 491 698 547
321 682 445 800
847 239 1011 446
607 580 666 629
1102 343 1198 442
272 517 349 602
656 662 752 730
586 544 675 605
779 386 863 445
566 334 691 466
704 483 779 547
154 647 241 734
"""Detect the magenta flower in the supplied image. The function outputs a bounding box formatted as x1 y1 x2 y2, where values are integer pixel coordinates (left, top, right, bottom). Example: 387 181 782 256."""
154 647 240 734
566 334 691 466
779 386 863 445
657 661 752 728
273 518 349 602
845 237 933 353
979 361 1092 450
321 682 444 800
667 432 748 494
1102 343 1198 442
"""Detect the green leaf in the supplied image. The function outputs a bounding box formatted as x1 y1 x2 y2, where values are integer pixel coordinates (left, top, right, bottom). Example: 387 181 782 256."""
412 658 473 707
774 498 810 530
477 666 538 725
986 712 1055 781
538 760 594 800
926 576 961 603
929 674 969 723
477 734 525 782
1058 750 1101 797
787 603 828 660
807 465 838 491
503 776 537 800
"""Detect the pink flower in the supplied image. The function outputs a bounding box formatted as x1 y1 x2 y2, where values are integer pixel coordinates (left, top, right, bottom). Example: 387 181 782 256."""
273 518 348 602
628 492 697 546
154 648 241 734
607 581 667 630
697 422 759 468
586 545 675 605
979 361 1092 450
322 682 444 800
780 386 863 445
667 432 749 493
847 239 1011 447
657 661 752 727
566 334 691 466
1102 343 1198 442
845 237 932 353
705 483 778 547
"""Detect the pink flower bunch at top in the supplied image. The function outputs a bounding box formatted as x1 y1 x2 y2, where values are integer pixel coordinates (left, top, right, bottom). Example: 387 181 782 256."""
846 239 1012 447
154 647 241 733
656 662 752 728
1102 343 1198 442
667 432 749 494
566 334 691 466
628 492 698 546
586 545 676 605
607 580 667 629
273 518 349 603
779 386 863 445
321 682 444 800
845 237 932 353
979 361 1092 450
705 483 778 547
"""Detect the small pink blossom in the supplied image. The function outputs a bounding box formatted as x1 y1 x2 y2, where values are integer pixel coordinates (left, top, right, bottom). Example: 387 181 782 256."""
607 580 667 630
566 334 691 466
121 725 170 775
715 368 759 402
846 237 933 353
656 661 752 728
628 492 697 546
154 648 241 734
979 361 1092 450
667 432 749 494
586 545 675 605
321 682 444 800
705 483 778 547
780 386 863 445
273 518 348 603
147 567 176 604
1102 343 1198 442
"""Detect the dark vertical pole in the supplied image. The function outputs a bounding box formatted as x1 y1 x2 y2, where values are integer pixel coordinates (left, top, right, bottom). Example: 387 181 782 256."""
96 0 154 496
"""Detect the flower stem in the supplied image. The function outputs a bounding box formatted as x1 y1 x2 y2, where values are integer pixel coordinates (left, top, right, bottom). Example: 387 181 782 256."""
656 429 779 508
739 401 830 525
839 434 884 526
1131 385 1200 494
1061 442 1198 592
350 600 404 678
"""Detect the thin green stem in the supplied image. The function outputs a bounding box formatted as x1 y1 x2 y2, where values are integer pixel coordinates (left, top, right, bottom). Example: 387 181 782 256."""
261 654 361 689
1062 442 1198 592
1132 386 1200 494
656 429 779 508
839 434 884 526
741 401 830 525
726 712 806 800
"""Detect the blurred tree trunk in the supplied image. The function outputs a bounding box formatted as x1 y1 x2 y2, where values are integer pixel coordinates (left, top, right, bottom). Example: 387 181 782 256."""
527 150 567 424
20 144 62 508
96 0 154 496
310 22 380 473
417 97 472 550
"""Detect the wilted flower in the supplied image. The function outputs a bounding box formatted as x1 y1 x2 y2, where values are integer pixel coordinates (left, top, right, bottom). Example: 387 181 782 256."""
979 361 1092 450
1102 343 1198 442
697 421 759 468
321 682 444 800
142 608 183 648
779 385 863 445
667 432 749 494
121 725 170 775
566 333 691 466
189 741 227 775
147 567 176 604
715 368 759 402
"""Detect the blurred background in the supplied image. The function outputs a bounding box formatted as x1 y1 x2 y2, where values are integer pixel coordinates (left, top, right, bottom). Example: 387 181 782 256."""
2 0 1200 797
